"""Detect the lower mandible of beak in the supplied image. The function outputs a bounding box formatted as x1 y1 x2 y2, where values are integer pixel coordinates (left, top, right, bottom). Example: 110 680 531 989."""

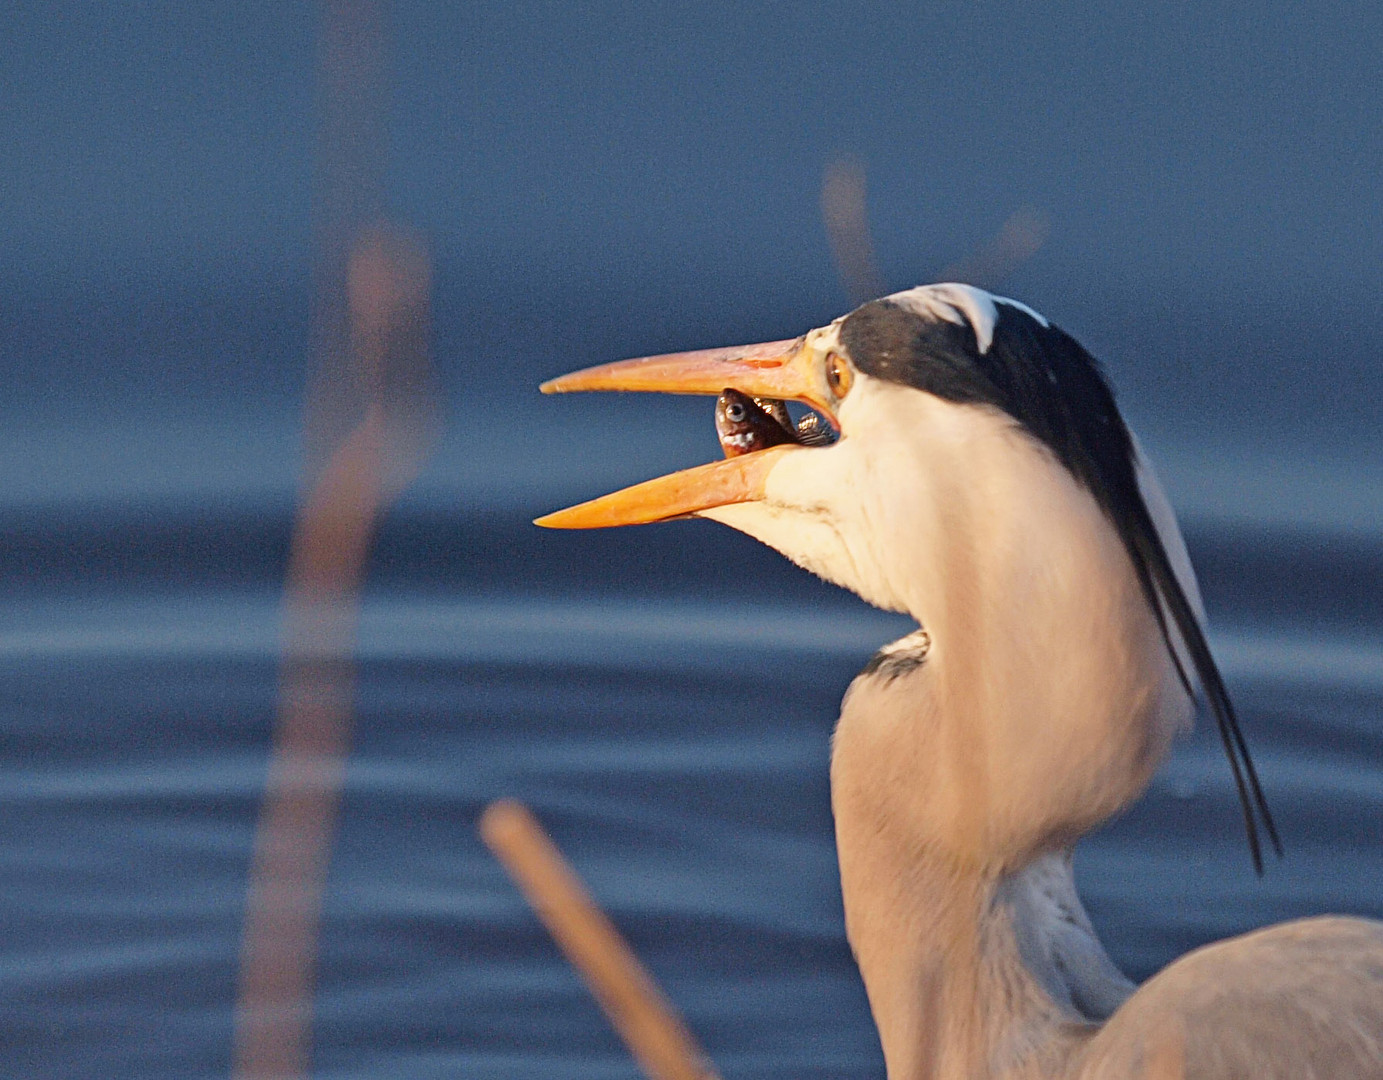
534 445 798 529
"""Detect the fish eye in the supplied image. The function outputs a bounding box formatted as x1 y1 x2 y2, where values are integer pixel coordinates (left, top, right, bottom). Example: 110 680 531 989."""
725 402 746 422
826 353 853 399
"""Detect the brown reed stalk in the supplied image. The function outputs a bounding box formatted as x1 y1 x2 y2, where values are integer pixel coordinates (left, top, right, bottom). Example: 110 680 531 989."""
481 800 722 1080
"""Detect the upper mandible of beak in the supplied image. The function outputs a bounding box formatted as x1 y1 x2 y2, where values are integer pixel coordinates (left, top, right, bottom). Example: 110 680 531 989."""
540 336 839 421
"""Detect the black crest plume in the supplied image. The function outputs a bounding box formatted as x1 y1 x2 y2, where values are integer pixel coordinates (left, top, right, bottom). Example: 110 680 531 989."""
841 296 1282 873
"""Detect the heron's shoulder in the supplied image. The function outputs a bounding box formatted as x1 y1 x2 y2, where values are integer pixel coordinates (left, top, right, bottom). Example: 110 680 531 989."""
1137 914 1383 992
1078 916 1383 1078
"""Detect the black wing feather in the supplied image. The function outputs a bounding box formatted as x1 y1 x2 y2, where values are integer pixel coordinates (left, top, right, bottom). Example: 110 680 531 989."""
995 308 1283 873
1126 483 1283 874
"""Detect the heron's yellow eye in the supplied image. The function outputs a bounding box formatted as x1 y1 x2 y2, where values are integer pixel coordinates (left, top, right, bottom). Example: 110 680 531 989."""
826 353 853 399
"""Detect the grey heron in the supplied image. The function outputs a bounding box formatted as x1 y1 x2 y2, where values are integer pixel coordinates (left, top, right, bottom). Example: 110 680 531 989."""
536 284 1383 1078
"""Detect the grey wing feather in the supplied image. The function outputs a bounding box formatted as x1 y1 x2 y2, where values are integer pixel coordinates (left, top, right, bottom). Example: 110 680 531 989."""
1077 917 1383 1078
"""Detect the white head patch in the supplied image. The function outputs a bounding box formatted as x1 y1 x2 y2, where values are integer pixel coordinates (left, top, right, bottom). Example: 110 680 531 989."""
884 283 1049 355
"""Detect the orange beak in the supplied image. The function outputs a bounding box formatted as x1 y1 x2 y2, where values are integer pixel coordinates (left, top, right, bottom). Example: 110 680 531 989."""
535 336 834 529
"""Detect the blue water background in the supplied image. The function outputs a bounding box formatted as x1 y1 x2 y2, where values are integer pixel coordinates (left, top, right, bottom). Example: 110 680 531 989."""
2 3 1381 1077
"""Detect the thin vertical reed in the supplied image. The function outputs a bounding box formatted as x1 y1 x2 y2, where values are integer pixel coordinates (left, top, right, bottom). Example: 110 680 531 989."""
481 800 722 1080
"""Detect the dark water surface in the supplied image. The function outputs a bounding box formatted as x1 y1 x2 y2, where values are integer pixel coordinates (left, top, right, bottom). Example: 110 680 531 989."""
1 481 1380 1079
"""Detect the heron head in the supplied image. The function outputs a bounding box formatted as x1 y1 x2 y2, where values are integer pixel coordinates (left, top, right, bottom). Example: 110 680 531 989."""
535 284 1102 617
538 282 1276 872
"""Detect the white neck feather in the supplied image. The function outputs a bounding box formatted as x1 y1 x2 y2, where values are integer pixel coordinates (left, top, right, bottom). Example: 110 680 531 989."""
832 789 1133 1079
705 377 1195 1077
709 379 1190 850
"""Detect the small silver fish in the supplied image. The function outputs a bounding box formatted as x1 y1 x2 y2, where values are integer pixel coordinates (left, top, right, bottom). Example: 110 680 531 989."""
714 388 798 458
792 411 837 447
